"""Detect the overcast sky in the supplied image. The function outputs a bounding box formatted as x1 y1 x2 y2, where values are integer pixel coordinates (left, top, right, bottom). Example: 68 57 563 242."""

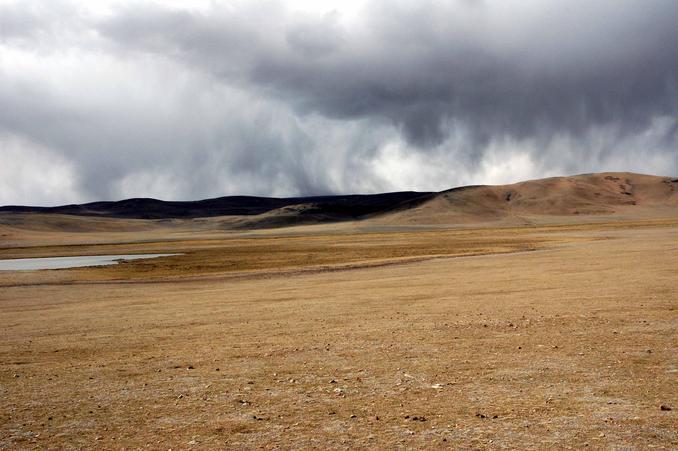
1 0 677 205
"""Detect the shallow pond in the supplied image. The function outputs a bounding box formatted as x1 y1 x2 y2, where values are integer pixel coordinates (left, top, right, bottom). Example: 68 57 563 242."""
0 254 179 271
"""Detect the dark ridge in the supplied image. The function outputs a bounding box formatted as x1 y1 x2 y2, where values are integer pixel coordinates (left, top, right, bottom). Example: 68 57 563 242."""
0 191 437 220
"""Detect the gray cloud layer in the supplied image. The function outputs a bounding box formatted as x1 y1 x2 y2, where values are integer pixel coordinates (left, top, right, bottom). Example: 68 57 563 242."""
1 0 677 205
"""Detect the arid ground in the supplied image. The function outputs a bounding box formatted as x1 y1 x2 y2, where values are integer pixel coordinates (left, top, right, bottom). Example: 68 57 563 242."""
1 174 677 449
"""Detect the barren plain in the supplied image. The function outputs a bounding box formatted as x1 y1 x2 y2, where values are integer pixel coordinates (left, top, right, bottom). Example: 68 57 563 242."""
1 173 677 449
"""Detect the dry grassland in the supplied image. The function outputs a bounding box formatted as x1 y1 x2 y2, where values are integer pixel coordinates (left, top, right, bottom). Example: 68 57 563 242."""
0 218 677 449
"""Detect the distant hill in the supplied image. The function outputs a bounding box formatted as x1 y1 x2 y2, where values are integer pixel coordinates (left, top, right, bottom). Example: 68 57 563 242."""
0 191 436 222
376 172 678 225
1 173 677 228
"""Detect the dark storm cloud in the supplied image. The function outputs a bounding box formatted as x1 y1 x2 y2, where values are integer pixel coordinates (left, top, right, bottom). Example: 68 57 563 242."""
0 68 325 201
98 0 678 149
1 0 677 205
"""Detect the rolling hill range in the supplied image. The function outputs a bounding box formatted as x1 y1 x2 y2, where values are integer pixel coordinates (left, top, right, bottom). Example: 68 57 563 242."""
1 172 677 229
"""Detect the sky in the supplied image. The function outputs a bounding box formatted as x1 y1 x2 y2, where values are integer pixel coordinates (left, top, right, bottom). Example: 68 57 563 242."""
1 0 677 205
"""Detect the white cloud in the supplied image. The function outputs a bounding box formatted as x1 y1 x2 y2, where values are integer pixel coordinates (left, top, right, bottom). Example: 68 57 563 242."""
0 134 81 206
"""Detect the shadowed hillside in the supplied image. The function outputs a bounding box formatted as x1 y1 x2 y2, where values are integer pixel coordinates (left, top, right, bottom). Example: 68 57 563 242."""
0 192 436 222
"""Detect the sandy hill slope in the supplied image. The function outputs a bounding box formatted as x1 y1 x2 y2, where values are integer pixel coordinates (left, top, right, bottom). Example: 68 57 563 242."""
378 172 678 225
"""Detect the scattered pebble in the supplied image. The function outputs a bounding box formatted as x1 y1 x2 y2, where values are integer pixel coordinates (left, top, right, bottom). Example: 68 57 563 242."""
405 415 427 422
660 405 672 411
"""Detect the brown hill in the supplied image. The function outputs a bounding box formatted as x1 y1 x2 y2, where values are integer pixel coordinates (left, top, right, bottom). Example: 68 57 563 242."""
376 172 678 226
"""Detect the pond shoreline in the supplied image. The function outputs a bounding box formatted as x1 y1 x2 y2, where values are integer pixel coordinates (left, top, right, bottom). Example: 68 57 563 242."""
0 254 180 271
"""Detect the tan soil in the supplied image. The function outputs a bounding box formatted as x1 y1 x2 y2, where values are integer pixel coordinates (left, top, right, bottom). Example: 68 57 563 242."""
1 172 678 449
